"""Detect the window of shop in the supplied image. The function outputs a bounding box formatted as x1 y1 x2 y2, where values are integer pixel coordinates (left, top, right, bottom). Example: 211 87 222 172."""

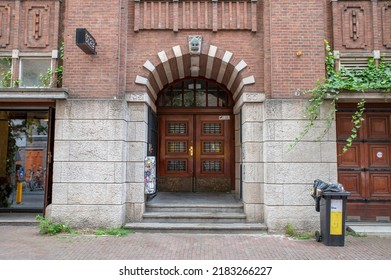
19 58 52 88
0 110 49 211
0 58 12 88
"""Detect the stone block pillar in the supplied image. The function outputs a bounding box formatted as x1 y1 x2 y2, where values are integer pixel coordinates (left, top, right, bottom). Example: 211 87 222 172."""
234 92 265 222
125 101 149 222
50 99 128 228
263 99 338 233
124 92 155 222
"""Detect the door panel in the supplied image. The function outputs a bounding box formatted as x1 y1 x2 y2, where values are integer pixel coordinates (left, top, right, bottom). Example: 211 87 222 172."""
366 114 390 139
194 115 233 192
338 171 363 199
337 109 391 221
337 142 362 168
158 114 233 192
158 115 194 192
369 173 391 198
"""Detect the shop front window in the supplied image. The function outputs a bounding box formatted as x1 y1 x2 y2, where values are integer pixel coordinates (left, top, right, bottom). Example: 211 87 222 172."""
20 58 51 88
0 111 48 210
0 58 12 88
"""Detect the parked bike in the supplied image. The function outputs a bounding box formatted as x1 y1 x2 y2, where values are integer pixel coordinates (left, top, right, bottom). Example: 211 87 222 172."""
28 166 45 191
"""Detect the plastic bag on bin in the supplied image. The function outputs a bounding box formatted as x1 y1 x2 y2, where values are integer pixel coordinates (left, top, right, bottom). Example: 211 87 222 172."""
312 179 345 212
312 179 344 197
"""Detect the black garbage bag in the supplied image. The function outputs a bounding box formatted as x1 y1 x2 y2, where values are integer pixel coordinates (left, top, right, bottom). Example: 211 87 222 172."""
312 179 344 196
312 179 345 212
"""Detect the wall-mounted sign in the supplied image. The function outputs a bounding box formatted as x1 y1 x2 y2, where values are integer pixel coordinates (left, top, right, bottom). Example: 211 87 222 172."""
76 28 97 55
377 151 383 158
219 115 230 120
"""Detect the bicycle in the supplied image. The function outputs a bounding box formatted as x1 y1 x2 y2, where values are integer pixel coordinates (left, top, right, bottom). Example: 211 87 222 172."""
28 166 45 191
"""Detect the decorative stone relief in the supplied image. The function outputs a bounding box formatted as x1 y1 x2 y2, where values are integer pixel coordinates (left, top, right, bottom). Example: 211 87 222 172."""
342 5 367 49
0 4 11 48
188 35 202 55
134 0 257 32
382 4 391 49
24 4 50 48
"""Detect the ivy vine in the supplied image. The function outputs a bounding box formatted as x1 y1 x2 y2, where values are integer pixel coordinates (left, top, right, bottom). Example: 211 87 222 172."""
290 40 391 153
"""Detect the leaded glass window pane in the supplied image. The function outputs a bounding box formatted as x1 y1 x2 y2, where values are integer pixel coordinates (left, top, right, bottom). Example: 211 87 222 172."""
168 141 187 153
203 123 222 134
167 160 187 172
168 123 187 134
202 160 222 172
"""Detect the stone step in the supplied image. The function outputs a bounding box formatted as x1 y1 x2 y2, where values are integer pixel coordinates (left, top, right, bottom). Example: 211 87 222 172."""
124 222 268 234
0 213 40 226
145 204 244 213
142 211 247 223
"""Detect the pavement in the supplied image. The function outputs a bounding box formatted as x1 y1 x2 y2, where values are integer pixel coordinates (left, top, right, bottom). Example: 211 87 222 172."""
0 213 390 260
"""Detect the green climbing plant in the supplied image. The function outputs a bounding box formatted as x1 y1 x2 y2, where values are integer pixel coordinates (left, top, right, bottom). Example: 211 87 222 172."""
290 40 391 153
39 41 64 87
0 58 12 88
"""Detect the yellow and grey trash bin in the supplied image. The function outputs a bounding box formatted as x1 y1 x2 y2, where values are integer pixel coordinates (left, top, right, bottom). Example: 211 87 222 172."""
316 191 350 246
311 179 350 246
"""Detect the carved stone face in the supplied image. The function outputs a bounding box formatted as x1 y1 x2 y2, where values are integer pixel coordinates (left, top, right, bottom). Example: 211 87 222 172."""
188 36 202 55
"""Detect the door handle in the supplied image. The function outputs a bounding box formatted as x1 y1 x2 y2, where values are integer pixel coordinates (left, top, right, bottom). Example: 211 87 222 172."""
189 146 193 156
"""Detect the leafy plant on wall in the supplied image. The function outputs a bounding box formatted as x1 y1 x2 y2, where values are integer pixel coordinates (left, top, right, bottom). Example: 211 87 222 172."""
40 42 64 87
0 58 12 88
290 40 391 153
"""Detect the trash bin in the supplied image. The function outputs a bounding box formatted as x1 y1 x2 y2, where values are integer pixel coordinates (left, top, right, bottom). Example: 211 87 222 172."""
311 179 350 247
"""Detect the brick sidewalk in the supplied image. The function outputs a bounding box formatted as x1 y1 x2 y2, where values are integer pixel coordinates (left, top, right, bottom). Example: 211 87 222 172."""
0 226 390 260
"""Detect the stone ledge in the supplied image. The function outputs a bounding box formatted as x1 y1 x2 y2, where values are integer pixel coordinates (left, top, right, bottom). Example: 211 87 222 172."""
0 88 68 101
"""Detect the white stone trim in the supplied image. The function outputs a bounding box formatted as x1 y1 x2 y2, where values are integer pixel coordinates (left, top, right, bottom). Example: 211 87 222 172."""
227 60 247 89
243 75 255 85
217 51 233 83
233 75 255 100
143 60 163 90
233 92 265 114
173 45 185 79
12 49 19 58
0 89 68 101
190 56 200 77
373 50 380 59
158 50 173 83
52 50 59 59
330 91 389 102
135 75 156 98
125 92 157 112
205 45 218 79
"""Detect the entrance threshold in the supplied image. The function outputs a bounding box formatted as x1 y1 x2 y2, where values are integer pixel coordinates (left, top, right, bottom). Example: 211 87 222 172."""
346 222 391 237
0 212 39 226
146 192 242 206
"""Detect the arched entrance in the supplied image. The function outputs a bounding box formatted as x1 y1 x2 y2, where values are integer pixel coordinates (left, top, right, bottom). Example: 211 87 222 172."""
157 78 234 192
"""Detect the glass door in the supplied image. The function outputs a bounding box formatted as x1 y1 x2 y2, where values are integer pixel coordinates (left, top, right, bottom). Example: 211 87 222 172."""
0 110 49 211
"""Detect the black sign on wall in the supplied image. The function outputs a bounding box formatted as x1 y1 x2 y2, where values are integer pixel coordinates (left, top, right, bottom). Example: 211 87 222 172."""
76 28 97 55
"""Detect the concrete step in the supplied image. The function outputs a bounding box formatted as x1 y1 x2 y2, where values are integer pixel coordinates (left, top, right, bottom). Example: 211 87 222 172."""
145 204 244 213
346 222 391 237
142 212 247 223
0 213 40 226
124 222 268 234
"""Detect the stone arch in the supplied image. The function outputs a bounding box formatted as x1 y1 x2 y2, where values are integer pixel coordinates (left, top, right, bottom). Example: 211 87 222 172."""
135 43 255 102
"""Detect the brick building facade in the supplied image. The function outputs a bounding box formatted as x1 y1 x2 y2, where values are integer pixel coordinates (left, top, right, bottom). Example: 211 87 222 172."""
1 0 390 232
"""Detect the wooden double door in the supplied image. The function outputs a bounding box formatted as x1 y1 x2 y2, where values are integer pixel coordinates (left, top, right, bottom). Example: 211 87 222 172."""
158 113 234 192
337 106 391 221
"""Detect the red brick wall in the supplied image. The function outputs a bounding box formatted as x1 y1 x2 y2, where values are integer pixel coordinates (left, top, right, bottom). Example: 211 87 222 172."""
0 0 60 51
126 1 264 96
332 1 391 53
62 0 125 98
265 0 328 98
62 0 334 99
